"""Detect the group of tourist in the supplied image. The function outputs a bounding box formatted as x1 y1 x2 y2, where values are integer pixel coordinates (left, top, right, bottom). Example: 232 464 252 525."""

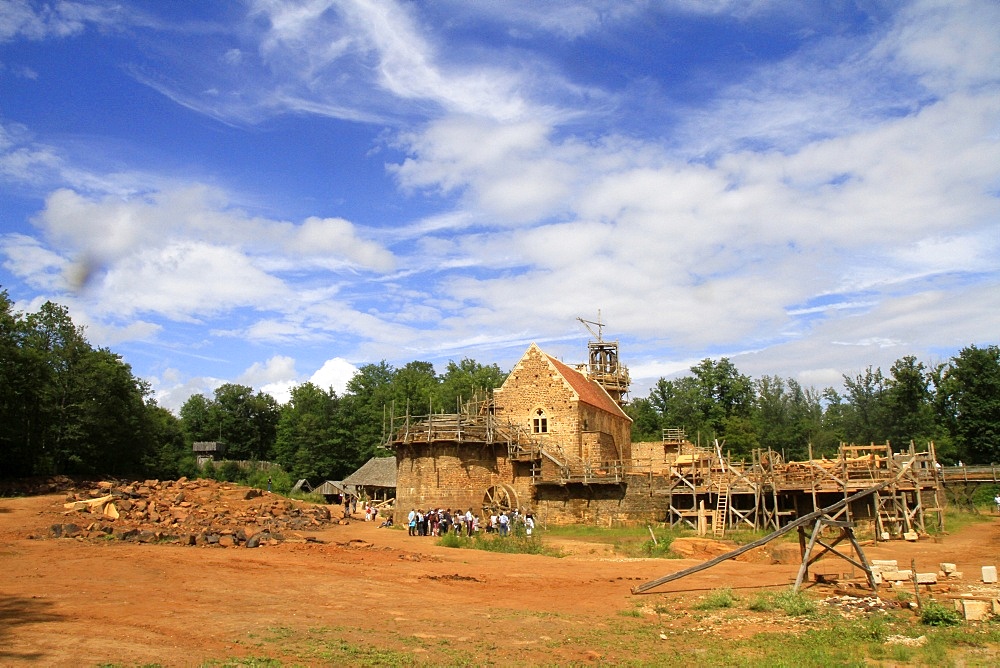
340 494 382 522
406 507 535 537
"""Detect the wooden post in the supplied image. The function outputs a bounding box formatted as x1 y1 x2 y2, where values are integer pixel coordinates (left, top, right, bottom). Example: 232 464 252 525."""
793 518 824 591
910 558 923 611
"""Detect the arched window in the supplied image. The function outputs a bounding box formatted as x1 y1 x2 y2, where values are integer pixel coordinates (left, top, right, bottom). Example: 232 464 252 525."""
532 408 548 434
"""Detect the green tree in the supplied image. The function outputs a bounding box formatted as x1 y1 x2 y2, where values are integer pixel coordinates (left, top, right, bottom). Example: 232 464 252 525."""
690 358 754 434
436 358 507 410
179 393 217 443
340 361 396 469
883 355 935 448
21 301 92 474
625 397 662 442
842 366 888 444
648 376 709 441
0 291 33 476
0 296 172 477
208 383 279 461
141 403 189 478
274 382 341 480
819 387 848 452
392 361 438 413
64 347 153 474
941 345 1000 464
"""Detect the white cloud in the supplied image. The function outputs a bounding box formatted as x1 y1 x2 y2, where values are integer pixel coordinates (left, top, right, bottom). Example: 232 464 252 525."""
310 357 358 395
239 355 298 385
0 0 118 42
97 241 288 321
885 0 1000 94
239 355 300 404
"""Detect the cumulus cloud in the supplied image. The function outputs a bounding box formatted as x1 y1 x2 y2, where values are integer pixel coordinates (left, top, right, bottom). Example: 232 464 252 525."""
310 357 358 395
0 185 397 325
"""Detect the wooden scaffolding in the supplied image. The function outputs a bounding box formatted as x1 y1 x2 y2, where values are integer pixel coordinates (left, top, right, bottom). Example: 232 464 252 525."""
655 434 942 538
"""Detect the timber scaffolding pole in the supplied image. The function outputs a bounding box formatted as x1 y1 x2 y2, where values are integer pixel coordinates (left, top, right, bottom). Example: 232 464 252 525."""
662 441 772 536
631 461 914 595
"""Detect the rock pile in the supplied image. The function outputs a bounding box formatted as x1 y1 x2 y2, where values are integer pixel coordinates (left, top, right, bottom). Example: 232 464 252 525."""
0 475 79 496
46 477 335 548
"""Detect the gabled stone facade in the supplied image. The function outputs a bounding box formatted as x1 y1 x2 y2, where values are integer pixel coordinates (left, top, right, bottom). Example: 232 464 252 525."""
493 343 632 464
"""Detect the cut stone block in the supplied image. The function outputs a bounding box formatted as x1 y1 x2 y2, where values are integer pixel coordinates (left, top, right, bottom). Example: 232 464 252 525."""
871 559 898 569
915 572 938 584
882 570 912 581
903 531 919 541
983 566 998 584
959 599 991 621
940 562 957 574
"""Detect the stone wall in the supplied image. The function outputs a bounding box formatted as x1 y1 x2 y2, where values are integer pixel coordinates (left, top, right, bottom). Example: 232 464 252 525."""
630 441 673 473
394 442 513 523
531 475 677 526
580 403 631 460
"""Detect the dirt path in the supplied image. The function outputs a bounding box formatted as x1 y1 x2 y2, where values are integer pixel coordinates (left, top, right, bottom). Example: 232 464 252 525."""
1 490 998 666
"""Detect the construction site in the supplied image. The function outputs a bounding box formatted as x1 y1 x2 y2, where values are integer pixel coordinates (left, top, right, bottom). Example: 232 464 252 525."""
385 319 954 540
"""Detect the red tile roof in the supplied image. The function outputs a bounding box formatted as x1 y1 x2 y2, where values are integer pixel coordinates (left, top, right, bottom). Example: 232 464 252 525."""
544 352 630 421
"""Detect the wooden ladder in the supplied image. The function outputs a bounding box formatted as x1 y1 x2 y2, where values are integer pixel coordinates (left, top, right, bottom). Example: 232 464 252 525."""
713 484 729 537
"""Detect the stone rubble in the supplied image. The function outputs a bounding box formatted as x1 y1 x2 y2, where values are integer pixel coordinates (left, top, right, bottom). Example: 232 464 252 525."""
42 477 335 548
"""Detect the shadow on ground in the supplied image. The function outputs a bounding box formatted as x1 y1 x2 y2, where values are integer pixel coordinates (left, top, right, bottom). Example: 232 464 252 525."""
0 593 64 662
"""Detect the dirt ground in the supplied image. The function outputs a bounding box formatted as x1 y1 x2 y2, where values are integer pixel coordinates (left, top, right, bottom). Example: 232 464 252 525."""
1 483 998 667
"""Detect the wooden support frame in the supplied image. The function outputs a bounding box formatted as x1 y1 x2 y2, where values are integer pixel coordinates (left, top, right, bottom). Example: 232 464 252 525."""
632 470 908 594
793 518 876 592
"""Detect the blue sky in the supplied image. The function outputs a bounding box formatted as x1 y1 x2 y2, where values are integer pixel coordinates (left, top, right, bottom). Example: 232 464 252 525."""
1 0 998 412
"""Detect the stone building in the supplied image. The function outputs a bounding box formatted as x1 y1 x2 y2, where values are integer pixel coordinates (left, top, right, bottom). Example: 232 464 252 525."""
391 341 635 525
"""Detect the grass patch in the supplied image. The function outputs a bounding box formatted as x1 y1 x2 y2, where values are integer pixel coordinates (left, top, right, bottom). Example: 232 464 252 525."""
287 490 328 505
545 523 686 558
692 587 738 610
235 625 419 667
208 595 1000 667
930 506 998 536
436 529 563 557
747 588 817 616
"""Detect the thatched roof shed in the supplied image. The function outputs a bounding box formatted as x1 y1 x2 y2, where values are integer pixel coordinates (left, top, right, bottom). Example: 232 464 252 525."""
343 456 396 500
314 480 354 497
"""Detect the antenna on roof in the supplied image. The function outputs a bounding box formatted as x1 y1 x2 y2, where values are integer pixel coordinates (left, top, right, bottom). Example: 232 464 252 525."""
577 309 605 342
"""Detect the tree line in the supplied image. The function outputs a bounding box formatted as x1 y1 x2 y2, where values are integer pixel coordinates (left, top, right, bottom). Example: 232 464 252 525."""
2 292 997 483
0 292 507 481
625 350 1000 465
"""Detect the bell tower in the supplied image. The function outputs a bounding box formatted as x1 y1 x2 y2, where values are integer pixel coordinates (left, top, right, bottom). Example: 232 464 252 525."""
576 311 630 406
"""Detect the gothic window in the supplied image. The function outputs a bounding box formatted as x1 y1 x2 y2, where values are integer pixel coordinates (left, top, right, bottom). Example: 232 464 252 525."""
532 408 548 434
